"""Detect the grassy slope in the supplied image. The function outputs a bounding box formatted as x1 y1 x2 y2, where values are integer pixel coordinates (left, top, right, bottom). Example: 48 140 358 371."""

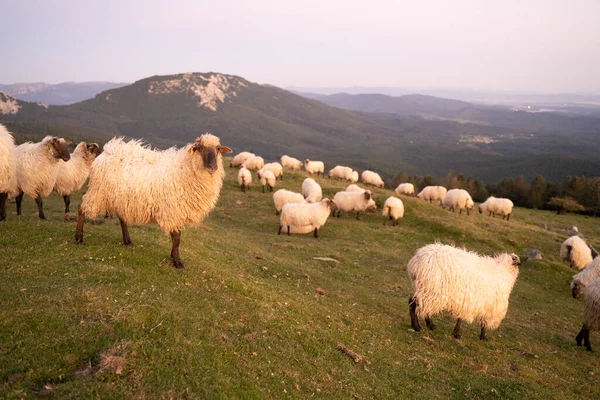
1 163 600 399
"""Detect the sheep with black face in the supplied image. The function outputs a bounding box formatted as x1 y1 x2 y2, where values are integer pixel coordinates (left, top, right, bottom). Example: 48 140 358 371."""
55 142 101 213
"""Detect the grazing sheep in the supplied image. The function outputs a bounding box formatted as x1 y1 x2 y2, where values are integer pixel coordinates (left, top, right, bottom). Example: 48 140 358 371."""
575 278 600 351
75 134 232 268
328 165 354 181
408 243 520 340
54 142 100 213
361 170 385 188
561 236 595 270
243 155 264 170
304 159 325 177
230 151 255 168
278 199 338 238
571 257 600 298
302 178 323 203
442 189 475 215
280 155 303 170
260 162 283 181
394 183 415 196
15 136 72 219
345 184 364 192
332 190 373 220
382 196 404 226
0 124 18 221
478 196 514 220
272 189 307 215
238 167 252 192
350 170 359 183
416 186 447 205
260 170 276 192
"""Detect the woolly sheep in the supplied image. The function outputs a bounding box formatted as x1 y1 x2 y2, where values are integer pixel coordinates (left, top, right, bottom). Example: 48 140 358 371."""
328 165 355 181
571 256 600 299
478 196 514 220
230 151 255 168
54 142 100 213
272 189 307 215
442 189 475 215
575 278 600 351
238 167 252 192
0 124 18 221
350 170 359 183
75 134 232 268
260 170 276 193
561 236 595 270
382 196 404 226
332 190 373 220
259 162 283 181
394 183 415 196
280 155 303 170
304 159 324 177
243 155 264 170
416 186 447 205
408 243 520 340
345 184 364 192
361 170 384 188
15 136 71 219
278 198 338 238
302 178 322 203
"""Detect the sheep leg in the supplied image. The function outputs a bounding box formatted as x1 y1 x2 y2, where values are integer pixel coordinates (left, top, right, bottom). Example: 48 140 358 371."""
466 208 470 216
394 219 398 226
425 317 436 331
287 226 290 236
63 195 70 213
313 228 318 238
409 297 421 331
170 231 184 269
459 208 463 215
479 324 487 341
262 186 265 193
506 213 510 221
453 319 462 339
241 184 245 193
75 205 85 244
356 212 360 220
118 217 132 245
0 192 7 221
16 191 24 216
576 325 585 347
278 225 282 235
275 209 280 216
35 196 45 219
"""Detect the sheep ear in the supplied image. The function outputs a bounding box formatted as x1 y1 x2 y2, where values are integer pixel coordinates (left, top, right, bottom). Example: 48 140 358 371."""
217 146 232 154
65 140 73 145
511 254 521 266
188 145 198 155
363 192 371 200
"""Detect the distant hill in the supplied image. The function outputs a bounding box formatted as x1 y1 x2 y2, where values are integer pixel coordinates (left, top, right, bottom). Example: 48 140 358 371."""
0 81 128 105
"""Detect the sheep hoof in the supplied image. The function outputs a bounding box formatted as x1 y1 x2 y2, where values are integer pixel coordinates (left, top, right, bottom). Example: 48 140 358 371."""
453 333 461 340
75 235 83 244
173 260 185 269
586 346 593 352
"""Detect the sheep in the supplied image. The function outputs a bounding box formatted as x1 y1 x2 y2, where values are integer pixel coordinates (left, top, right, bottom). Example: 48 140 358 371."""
54 142 100 213
272 189 307 215
75 133 232 269
575 278 600 351
361 170 385 188
478 196 514 220
237 167 252 192
280 155 303 171
304 159 324 177
442 189 475 215
561 236 596 270
571 257 600 299
15 136 72 219
416 186 447 205
259 162 283 181
0 124 18 221
243 155 264 170
302 178 322 203
382 196 404 226
350 170 359 183
345 185 377 211
278 198 338 238
230 151 255 168
328 165 354 181
394 183 415 196
260 170 276 192
332 190 373 220
408 243 520 340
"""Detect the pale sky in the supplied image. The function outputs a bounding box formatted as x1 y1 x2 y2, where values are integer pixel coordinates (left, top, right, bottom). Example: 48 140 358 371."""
1 0 599 93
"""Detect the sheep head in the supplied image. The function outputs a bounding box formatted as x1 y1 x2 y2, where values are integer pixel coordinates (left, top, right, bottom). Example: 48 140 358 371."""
325 198 338 212
571 281 583 299
48 137 72 161
86 143 101 157
511 254 521 267
189 133 231 174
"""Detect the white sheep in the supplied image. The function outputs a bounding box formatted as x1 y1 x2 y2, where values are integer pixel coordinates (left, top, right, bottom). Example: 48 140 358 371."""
278 198 338 238
54 142 100 213
302 178 323 203
332 190 373 220
328 165 354 181
442 189 475 215
408 243 520 340
394 183 415 196
230 151 255 168
416 186 447 205
304 159 325 177
237 167 252 192
361 170 385 188
15 136 72 219
478 196 514 220
350 170 359 183
260 170 276 192
575 278 600 351
280 155 303 170
75 134 232 268
571 256 600 299
345 184 364 192
259 162 283 181
272 189 307 215
382 196 404 226
243 155 265 170
561 236 595 270
0 124 18 221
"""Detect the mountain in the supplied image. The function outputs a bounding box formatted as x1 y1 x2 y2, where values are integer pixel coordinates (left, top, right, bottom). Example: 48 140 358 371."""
2 72 600 183
0 81 128 105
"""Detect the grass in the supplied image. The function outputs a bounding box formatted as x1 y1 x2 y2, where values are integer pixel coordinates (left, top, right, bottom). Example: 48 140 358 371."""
1 164 599 399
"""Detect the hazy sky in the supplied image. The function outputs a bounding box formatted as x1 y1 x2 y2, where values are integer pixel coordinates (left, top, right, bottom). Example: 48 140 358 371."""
1 0 599 93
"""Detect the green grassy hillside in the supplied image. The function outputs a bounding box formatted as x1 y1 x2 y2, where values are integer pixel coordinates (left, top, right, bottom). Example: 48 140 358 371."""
1 163 599 398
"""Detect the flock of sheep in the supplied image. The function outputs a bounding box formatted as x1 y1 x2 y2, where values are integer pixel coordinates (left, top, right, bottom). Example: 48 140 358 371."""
0 123 598 351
